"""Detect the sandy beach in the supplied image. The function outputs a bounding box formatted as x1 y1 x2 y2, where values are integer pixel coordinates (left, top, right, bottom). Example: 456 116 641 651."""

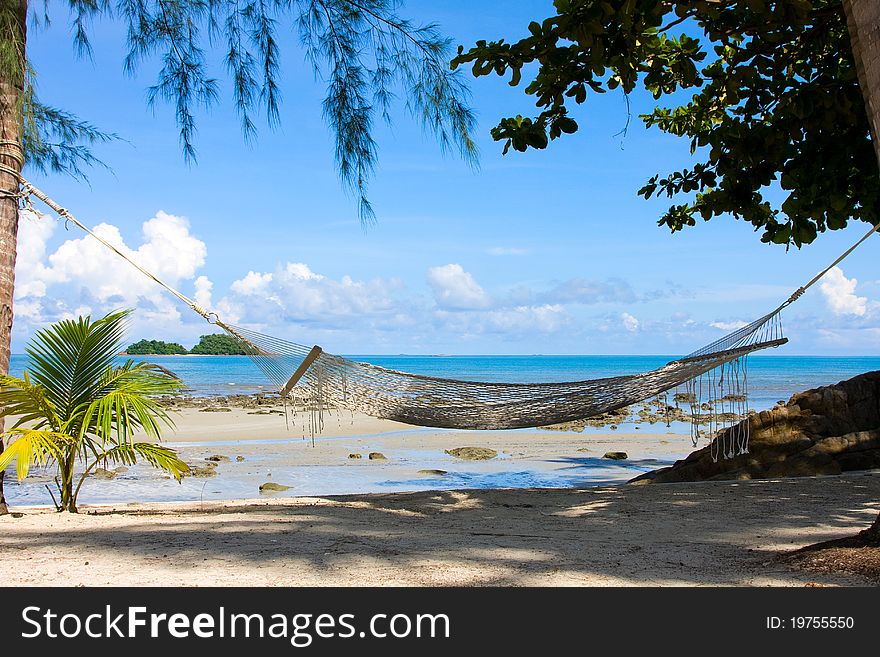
2 473 878 586
2 402 879 586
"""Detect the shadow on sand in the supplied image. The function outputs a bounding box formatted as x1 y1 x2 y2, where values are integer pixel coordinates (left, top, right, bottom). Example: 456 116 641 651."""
3 472 879 585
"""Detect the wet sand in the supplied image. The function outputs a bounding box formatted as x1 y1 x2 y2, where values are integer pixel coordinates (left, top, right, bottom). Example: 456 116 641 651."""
5 406 697 505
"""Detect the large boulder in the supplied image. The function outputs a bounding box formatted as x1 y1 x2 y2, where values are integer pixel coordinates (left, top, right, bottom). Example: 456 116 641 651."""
632 371 880 484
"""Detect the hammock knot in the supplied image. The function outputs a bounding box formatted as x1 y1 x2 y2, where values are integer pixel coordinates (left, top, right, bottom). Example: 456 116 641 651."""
187 304 213 322
788 286 806 303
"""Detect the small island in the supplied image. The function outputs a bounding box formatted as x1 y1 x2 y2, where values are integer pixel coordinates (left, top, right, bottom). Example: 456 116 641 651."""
124 339 188 355
122 333 251 356
189 334 253 355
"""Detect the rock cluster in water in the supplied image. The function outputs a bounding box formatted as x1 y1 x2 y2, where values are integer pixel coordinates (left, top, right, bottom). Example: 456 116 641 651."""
541 393 748 433
161 392 284 412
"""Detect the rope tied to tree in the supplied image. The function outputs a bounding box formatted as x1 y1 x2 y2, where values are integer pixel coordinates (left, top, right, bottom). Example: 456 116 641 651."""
0 140 24 170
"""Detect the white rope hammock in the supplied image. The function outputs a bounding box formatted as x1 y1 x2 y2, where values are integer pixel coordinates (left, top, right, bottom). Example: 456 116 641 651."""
13 177 880 459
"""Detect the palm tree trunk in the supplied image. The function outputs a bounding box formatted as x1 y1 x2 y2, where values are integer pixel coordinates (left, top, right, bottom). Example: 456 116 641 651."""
0 0 27 516
843 0 880 538
59 454 76 513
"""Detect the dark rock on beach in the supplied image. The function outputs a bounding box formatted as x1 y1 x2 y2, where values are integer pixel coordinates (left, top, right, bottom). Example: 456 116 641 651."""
603 452 628 460
368 452 387 460
205 455 230 463
187 466 218 478
259 482 291 493
445 447 497 460
418 469 447 476
184 461 218 478
632 371 880 484
92 468 117 480
348 453 363 459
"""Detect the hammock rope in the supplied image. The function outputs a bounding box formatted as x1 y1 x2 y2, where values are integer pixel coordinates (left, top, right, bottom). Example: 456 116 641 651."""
11 176 880 458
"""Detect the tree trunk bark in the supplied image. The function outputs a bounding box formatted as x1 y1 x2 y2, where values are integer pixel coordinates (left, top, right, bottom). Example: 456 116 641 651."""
844 0 880 164
59 454 76 513
843 0 880 537
0 0 27 515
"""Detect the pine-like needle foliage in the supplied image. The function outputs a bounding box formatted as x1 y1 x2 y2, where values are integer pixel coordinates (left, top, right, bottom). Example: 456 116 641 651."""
17 1 478 222
21 91 119 180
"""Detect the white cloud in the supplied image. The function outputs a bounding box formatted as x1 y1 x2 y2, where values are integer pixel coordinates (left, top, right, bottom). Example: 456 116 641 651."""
820 267 867 316
710 320 748 331
487 246 527 256
40 211 205 301
282 263 323 281
487 304 568 333
13 210 207 336
621 312 639 332
427 264 491 310
29 211 874 355
221 262 402 323
194 275 213 310
231 271 273 296
14 211 54 300
13 298 42 321
539 277 636 305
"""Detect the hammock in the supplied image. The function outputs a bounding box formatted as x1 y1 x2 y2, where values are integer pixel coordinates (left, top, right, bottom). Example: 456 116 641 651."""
218 314 786 431
15 179 880 458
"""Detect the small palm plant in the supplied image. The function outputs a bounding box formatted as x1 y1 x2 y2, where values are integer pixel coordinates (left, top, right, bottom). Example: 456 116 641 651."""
0 310 189 512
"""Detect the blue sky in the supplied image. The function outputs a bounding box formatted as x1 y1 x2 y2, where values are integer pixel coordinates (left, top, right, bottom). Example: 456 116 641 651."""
14 1 880 355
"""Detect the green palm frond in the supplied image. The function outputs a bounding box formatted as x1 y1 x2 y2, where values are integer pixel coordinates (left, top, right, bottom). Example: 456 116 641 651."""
26 309 133 419
6 309 189 510
0 372 60 430
0 428 70 481
92 443 190 482
132 443 189 482
76 361 182 444
73 442 189 502
91 360 184 399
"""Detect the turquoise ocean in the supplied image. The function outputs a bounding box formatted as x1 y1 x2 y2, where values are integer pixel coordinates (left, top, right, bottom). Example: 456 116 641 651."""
11 353 880 410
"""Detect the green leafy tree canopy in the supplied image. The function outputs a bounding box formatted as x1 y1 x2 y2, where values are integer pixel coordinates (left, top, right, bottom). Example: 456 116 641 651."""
189 333 254 355
452 0 877 247
125 339 189 355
